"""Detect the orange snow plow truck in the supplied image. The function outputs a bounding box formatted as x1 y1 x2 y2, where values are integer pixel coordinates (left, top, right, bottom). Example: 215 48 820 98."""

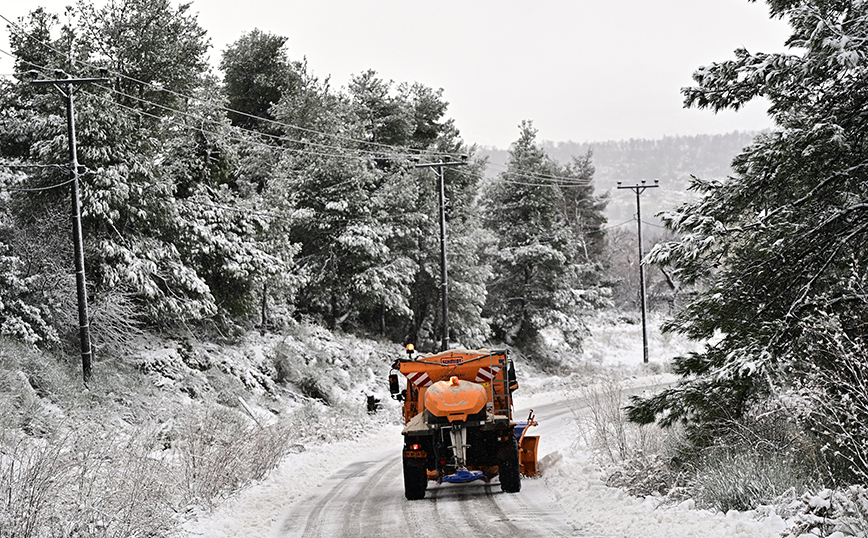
389 347 539 500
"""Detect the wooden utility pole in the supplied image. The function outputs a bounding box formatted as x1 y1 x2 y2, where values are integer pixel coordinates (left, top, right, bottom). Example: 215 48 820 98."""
617 180 659 364
415 156 468 352
31 71 108 383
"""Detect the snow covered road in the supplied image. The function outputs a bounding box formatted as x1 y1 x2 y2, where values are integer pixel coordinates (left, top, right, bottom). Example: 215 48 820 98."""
274 445 583 538
184 377 787 538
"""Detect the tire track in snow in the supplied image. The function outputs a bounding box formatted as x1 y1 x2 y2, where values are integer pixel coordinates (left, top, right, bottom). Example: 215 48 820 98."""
279 459 380 538
480 483 523 535
338 454 398 537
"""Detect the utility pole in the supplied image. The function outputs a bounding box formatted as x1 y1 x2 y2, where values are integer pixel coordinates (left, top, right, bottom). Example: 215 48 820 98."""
415 156 468 352
617 180 659 364
30 70 108 383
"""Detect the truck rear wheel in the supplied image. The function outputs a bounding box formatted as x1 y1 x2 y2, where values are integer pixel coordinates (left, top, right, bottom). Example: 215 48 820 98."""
403 460 428 500
499 438 521 493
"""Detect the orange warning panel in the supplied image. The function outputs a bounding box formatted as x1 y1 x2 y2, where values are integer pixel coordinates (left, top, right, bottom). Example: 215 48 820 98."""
519 436 539 477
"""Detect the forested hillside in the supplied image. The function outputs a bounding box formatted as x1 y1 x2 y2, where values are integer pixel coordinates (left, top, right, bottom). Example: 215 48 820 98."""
0 3 611 535
0 2 608 366
479 131 759 224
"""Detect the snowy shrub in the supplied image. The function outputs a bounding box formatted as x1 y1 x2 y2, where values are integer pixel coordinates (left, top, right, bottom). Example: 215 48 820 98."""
790 316 868 485
691 448 816 513
776 487 868 538
270 339 333 403
576 373 666 464
0 252 59 347
605 453 678 498
174 406 290 507
88 290 145 357
0 436 69 538
0 427 181 538
573 373 689 499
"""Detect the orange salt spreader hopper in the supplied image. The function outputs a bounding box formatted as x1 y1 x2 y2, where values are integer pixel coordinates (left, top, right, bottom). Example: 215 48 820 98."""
425 376 488 423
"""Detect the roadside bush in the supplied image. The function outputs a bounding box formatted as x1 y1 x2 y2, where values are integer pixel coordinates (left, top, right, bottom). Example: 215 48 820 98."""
691 448 816 513
175 406 290 507
670 396 823 512
775 486 868 538
605 453 678 497
0 427 180 538
575 372 666 464
572 372 685 498
792 318 868 486
577 371 827 512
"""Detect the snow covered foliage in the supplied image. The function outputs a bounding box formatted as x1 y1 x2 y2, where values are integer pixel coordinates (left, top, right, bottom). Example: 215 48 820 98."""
627 0 868 483
483 121 609 351
788 314 868 484
774 486 868 537
0 319 402 537
0 4 287 330
0 3 611 359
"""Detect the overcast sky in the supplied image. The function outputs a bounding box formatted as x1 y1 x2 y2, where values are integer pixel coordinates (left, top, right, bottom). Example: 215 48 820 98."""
1 0 792 148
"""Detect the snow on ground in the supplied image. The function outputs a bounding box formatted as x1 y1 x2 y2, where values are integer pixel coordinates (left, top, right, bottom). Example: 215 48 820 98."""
183 312 793 538
182 423 404 538
514 393 789 538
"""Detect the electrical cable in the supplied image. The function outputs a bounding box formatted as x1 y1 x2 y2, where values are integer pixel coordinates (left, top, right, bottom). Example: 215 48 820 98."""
0 177 75 192
1 48 446 167
86 89 403 164
2 47 594 185
0 16 600 181
0 17 606 188
601 219 637 230
88 80 418 162
0 12 458 160
0 162 68 169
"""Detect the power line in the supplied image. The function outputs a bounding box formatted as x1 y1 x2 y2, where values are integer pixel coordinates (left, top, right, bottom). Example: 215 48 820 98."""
0 21 595 180
484 161 595 185
0 14 456 160
0 19 606 189
601 218 636 231
2 47 595 186
88 81 417 162
0 162 67 169
0 178 75 192
2 49 449 168
641 219 667 229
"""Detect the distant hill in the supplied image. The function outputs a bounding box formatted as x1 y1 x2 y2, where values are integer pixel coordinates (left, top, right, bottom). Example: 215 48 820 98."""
477 131 761 229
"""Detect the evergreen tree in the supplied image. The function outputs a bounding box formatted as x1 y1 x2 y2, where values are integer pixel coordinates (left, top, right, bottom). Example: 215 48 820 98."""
627 1 868 478
220 29 295 131
482 121 608 349
1 3 288 339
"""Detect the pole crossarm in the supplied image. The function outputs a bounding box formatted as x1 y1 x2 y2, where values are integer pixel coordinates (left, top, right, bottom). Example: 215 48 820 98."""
31 77 110 86
616 182 659 195
616 180 659 364
413 160 469 169
414 158 468 352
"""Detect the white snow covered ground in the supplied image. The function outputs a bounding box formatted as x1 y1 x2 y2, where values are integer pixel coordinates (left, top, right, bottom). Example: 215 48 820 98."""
180 314 841 538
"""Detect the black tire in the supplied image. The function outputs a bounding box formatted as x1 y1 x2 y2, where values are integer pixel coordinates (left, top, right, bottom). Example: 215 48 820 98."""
499 438 521 493
403 460 428 500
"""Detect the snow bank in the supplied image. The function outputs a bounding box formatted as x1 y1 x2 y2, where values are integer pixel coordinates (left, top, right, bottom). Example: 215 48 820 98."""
537 413 787 538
